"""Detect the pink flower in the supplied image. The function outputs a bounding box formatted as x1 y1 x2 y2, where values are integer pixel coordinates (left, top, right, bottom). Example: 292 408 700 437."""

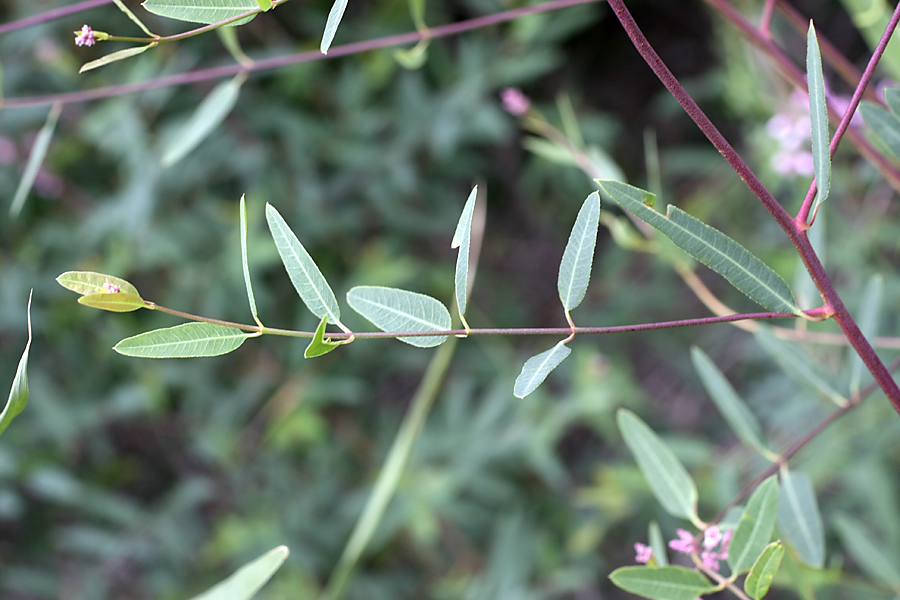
703 526 722 550
103 282 120 293
634 543 653 564
501 88 530 116
74 25 96 47
668 529 699 554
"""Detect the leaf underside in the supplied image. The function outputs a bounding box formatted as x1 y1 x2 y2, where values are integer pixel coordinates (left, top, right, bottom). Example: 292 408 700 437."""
346 286 450 348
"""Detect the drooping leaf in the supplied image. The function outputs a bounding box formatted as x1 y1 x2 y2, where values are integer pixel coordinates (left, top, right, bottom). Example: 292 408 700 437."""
188 546 289 600
57 271 141 297
1 292 32 437
112 0 154 36
617 409 698 521
755 327 846 406
305 316 343 358
114 323 252 358
217 26 253 66
239 195 258 321
163 75 244 166
142 0 258 25
79 43 157 73
346 286 450 348
833 514 900 587
729 476 780 575
513 341 572 398
597 180 801 315
558 191 600 313
848 275 882 395
859 101 900 160
266 204 341 326
777 470 824 568
609 566 717 600
744 541 784 600
320 0 348 53
78 292 146 312
10 103 61 217
648 521 668 567
807 23 831 213
451 186 477 322
393 42 429 70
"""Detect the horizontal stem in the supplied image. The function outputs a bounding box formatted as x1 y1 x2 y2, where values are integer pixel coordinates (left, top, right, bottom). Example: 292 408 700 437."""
0 0 113 36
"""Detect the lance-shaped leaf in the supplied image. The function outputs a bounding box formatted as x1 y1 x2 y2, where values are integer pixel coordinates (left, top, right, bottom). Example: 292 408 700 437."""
597 180 801 315
807 23 830 213
163 74 244 166
113 0 154 36
860 101 900 160
266 204 341 326
78 293 146 312
729 476 779 575
777 470 824 568
239 196 259 321
1 292 32 437
79 43 157 73
451 186 477 325
513 341 572 398
114 323 252 358
609 566 717 600
848 275 882 395
558 191 600 313
755 327 845 406
648 521 668 567
57 271 141 297
10 103 61 218
320 0 348 53
188 546 289 600
142 0 258 25
834 514 900 588
346 286 450 348
305 316 343 358
617 409 698 521
744 541 784 600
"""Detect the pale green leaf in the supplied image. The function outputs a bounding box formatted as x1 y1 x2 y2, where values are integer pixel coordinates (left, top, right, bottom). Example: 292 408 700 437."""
305 315 343 358
112 0 154 36
860 102 900 160
648 521 668 567
1 292 32 437
78 292 146 312
114 323 251 358
79 43 157 73
755 327 846 406
609 566 717 600
254 0 272 10
239 195 258 321
807 24 830 212
777 470 824 567
142 0 258 25
885 87 900 115
57 271 141 297
346 286 450 348
729 476 779 575
393 42 429 70
163 75 243 166
513 341 572 398
834 514 900 587
407 0 425 28
320 0 348 53
10 103 61 217
188 546 289 600
266 204 341 325
451 186 477 319
558 191 600 312
744 541 784 600
217 26 253 66
617 409 698 521
848 275 882 395
597 180 801 315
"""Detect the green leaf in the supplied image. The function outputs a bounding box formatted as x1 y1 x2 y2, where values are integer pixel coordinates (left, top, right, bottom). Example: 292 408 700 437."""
112 0 154 36
78 292 146 312
691 347 767 453
609 566 717 600
254 0 271 10
79 43 157 73
617 409 698 521
142 0 258 25
10 103 61 217
597 180 801 315
346 286 450 348
860 101 900 160
239 195 259 321
320 0 348 53
754 327 846 406
393 41 429 70
648 521 668 567
885 87 900 115
513 341 572 398
729 476 779 575
266 203 342 326
451 186 477 322
777 470 824 568
744 541 784 600
558 191 601 313
217 26 253 66
1 292 32 437
834 514 900 587
187 545 289 600
163 75 244 166
57 271 141 297
807 23 830 213
305 316 343 358
114 323 251 358
848 275 882 395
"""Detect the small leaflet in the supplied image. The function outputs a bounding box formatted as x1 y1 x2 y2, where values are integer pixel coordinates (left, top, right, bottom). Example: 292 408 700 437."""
513 341 571 398
187 545 289 600
304 315 343 358
728 476 779 575
1 291 32 438
744 542 784 600
78 292 146 312
79 43 157 73
114 323 252 358
239 195 259 322
320 0 349 53
609 565 717 600
451 186 477 328
57 271 141 297
807 23 831 215
558 191 601 313
346 286 450 348
10 103 62 217
112 0 154 36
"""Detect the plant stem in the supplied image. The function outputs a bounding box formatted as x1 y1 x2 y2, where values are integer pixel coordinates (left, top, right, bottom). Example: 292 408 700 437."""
0 0 113 36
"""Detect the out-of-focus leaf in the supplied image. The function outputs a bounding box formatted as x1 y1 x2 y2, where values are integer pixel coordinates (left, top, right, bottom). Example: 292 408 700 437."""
10 103 61 217
393 41 429 70
609 566 717 600
807 24 830 213
114 323 252 358
648 521 668 567
112 0 154 36
57 271 141 297
188 546 289 600
617 409 698 521
860 101 900 159
777 470 824 568
78 293 146 312
885 87 900 115
834 514 900 588
451 186 477 323
558 191 600 313
79 43 157 73
1 292 32 437
142 0 258 25
239 196 258 321
729 476 779 575
305 316 343 358
848 275 882 395
744 542 784 600
162 75 244 166
346 286 450 348
513 341 572 398
320 0 348 53
755 327 846 406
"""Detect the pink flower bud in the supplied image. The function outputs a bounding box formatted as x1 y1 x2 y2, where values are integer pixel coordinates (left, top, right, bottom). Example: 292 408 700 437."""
501 88 531 116
74 25 96 47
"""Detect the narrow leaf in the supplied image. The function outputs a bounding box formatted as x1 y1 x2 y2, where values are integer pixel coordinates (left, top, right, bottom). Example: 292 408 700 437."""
78 292 146 312
112 0 154 36
188 546 289 600
142 0 258 25
885 87 900 115
114 323 251 358
558 191 601 312
393 42 429 70
79 43 156 73
217 26 253 66
848 275 882 395
265 204 341 325
598 180 801 315
320 0 348 53
834 514 900 587
609 566 717 600
513 341 572 398
777 470 824 568
305 316 343 358
346 286 450 348
648 521 668 567
807 23 831 212
1 292 32 437
617 409 698 521
729 476 779 575
238 196 259 321
755 327 846 406
860 102 900 160
163 75 244 166
57 271 141 297
452 186 477 321
744 542 784 600
10 103 61 217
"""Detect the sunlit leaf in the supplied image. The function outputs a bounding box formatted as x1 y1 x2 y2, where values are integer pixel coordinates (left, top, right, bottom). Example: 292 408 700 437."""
10 103 61 217
777 470 824 568
112 0 154 36
142 0 258 25
266 204 341 325
452 186 477 322
848 275 882 395
755 327 846 406
609 566 716 600
163 75 244 166
239 195 258 321
57 271 141 297
114 323 252 358
617 409 698 521
597 180 801 315
729 476 779 575
79 43 157 73
346 286 450 348
558 191 600 313
744 541 784 600
78 292 146 312
305 316 343 358
513 341 571 398
807 24 830 213
320 0 348 53
1 292 32 437
860 101 900 160
834 514 900 587
188 546 289 600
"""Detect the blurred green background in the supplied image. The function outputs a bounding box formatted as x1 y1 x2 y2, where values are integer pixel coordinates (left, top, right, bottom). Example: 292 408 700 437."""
2 0 900 598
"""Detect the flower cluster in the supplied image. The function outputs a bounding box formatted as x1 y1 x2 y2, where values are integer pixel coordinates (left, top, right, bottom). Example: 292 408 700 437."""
668 526 732 571
766 90 814 177
103 282 121 293
74 24 96 47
